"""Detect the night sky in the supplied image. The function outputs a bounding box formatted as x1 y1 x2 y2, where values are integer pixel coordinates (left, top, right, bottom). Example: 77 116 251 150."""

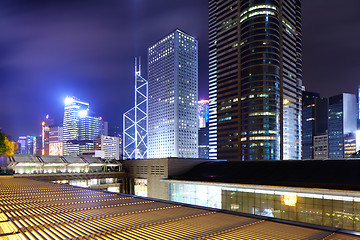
1 0 360 139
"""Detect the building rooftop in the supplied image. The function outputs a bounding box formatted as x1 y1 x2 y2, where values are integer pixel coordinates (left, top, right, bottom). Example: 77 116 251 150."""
169 160 360 191
0 176 359 239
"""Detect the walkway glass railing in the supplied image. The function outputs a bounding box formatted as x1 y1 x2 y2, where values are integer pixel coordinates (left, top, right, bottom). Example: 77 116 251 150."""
168 180 360 232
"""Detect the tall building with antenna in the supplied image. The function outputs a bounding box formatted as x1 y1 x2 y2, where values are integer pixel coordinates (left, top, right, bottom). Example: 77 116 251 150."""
123 57 148 159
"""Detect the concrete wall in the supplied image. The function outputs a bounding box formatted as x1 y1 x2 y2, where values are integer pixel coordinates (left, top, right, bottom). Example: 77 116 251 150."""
125 158 209 200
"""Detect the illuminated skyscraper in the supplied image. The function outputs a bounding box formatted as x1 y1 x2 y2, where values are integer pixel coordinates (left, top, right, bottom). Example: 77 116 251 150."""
301 92 328 159
21 135 36 155
34 136 42 155
63 97 89 156
328 93 357 158
123 57 148 159
20 135 41 155
198 100 210 159
148 29 198 158
49 126 63 156
41 114 54 155
17 136 27 154
78 112 105 153
198 100 210 129
209 0 302 160
62 97 105 156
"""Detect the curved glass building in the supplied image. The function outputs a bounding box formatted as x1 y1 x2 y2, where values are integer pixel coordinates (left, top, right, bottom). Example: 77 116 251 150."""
209 0 302 161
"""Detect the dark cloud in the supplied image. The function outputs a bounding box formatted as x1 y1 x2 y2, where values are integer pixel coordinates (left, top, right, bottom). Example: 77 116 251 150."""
302 0 360 97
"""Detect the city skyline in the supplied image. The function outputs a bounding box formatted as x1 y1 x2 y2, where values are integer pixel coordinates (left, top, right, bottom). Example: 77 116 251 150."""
1 0 360 139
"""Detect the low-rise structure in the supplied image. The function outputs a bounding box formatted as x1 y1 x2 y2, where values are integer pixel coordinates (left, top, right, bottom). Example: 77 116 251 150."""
125 158 360 232
1 176 357 240
7 154 124 192
125 158 210 199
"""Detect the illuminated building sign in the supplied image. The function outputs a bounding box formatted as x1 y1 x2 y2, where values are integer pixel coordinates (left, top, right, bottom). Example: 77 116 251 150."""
134 178 148 197
32 136 36 155
198 100 209 129
281 194 297 206
49 142 63 156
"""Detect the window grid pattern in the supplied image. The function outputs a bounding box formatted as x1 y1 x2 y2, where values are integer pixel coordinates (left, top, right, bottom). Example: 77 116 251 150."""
148 29 198 158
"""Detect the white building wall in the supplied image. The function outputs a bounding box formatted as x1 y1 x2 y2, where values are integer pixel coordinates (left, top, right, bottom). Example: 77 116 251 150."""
148 29 198 158
101 135 120 160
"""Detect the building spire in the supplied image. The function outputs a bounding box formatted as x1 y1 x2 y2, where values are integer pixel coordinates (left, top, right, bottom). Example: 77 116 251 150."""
135 56 141 76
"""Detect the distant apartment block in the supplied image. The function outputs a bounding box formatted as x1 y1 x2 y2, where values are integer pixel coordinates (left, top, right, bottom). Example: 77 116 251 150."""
94 135 120 160
344 133 356 158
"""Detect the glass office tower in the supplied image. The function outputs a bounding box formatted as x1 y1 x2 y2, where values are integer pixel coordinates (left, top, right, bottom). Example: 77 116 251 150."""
78 112 104 153
301 91 328 159
63 97 106 156
63 97 89 156
209 0 302 160
148 29 198 158
328 93 357 158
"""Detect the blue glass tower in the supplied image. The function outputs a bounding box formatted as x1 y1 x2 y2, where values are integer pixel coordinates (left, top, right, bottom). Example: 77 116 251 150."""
301 91 328 159
328 93 357 158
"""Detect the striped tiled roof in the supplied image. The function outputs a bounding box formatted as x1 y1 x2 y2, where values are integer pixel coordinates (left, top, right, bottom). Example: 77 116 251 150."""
0 176 359 240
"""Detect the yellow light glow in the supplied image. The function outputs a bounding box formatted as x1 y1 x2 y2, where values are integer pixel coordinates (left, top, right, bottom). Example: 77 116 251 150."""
283 99 290 105
282 194 297 206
